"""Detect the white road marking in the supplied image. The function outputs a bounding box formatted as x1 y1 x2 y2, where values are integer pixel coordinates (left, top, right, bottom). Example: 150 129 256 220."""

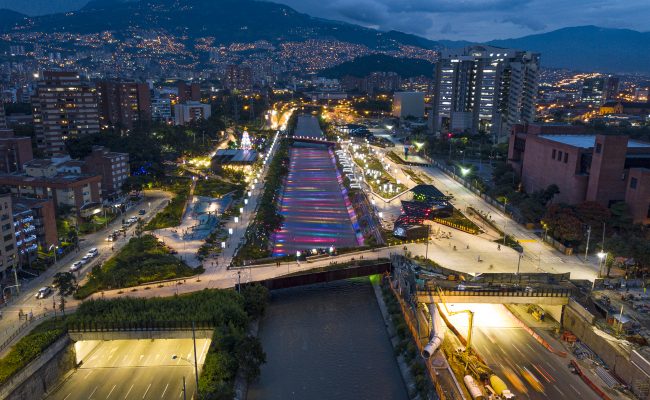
89 386 98 399
142 383 152 399
124 384 134 399
64 393 72 400
84 370 93 380
545 361 557 372
199 340 209 363
161 383 169 399
107 385 117 399
570 384 580 394
555 385 565 397
511 343 524 357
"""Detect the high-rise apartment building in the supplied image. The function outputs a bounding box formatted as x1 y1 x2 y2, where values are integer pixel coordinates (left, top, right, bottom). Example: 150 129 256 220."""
96 80 151 131
581 76 619 105
32 71 100 157
0 190 18 278
432 46 540 141
177 81 201 103
223 65 252 91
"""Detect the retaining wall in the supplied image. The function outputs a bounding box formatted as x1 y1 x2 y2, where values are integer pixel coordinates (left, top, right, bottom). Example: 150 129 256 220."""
565 300 650 399
0 336 75 400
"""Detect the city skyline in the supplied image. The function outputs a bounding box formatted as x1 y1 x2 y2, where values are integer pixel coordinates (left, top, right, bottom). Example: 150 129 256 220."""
0 0 648 42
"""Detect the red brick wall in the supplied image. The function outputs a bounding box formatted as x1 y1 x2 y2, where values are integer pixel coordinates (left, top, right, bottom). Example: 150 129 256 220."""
625 168 650 225
586 135 628 206
520 136 589 204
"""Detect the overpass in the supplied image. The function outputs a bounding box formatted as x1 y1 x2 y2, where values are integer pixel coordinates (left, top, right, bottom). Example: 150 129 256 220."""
391 254 575 306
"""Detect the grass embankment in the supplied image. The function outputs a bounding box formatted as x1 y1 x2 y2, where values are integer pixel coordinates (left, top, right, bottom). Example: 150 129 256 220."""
145 179 191 230
75 235 199 298
0 318 67 385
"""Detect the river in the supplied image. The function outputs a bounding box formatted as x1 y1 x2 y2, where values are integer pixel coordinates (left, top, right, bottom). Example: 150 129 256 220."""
248 278 409 400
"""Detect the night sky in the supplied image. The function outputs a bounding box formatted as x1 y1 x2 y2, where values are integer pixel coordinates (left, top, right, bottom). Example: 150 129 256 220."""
0 0 648 41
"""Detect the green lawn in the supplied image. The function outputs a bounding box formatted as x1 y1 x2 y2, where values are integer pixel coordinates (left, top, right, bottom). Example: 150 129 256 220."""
194 177 244 199
75 235 199 298
144 180 191 230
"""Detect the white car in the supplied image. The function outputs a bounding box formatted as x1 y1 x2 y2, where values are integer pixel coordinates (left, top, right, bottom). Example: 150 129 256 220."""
81 254 93 263
36 286 52 299
88 248 99 257
70 261 83 272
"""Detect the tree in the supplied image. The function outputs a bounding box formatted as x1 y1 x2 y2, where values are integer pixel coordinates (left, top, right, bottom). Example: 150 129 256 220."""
544 204 583 243
241 284 269 320
52 272 77 315
235 336 266 382
575 201 611 228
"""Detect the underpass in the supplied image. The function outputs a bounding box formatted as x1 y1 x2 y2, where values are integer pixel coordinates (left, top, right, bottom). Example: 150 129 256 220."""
47 338 210 400
444 303 601 400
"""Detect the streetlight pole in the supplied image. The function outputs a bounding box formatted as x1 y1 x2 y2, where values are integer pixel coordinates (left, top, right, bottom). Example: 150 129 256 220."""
192 321 200 398
584 225 591 261
182 376 187 400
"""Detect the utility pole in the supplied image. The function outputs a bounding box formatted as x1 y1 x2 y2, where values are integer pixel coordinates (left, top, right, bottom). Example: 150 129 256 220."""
237 271 241 293
182 376 187 400
601 222 606 251
584 225 592 261
192 321 200 399
425 224 430 260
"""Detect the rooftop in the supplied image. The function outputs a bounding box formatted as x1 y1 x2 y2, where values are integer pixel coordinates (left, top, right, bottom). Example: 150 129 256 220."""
539 135 650 149
213 149 258 164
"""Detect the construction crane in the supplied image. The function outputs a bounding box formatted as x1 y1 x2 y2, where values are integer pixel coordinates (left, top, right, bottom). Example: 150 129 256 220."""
436 286 475 353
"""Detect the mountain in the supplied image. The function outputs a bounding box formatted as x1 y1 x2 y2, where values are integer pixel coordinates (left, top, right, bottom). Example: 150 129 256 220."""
0 9 27 28
0 0 440 50
488 26 650 74
321 54 433 79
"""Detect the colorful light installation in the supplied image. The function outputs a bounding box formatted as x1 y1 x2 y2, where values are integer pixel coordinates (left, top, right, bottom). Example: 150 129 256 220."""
272 145 364 257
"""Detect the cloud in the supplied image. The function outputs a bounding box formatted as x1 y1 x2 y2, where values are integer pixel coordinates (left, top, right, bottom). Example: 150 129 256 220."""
502 16 547 31
382 0 533 13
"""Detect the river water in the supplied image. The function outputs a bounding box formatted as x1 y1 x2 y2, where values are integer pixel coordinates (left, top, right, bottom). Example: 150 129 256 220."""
248 279 409 400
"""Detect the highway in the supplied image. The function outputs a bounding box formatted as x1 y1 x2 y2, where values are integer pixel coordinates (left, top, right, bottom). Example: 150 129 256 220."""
48 339 210 400
444 304 601 400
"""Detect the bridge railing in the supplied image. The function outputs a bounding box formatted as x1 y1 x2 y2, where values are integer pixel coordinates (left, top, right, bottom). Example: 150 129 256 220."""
67 319 215 332
420 287 571 298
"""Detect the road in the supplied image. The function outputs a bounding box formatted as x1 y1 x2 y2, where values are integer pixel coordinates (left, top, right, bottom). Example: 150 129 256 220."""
0 190 172 353
47 338 210 400
445 304 601 400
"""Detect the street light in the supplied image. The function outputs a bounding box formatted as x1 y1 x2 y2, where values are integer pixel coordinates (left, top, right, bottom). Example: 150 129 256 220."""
597 251 607 277
460 167 471 177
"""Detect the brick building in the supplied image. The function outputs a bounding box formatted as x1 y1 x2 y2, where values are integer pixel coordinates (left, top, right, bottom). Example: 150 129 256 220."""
508 124 650 224
83 146 129 199
12 196 57 253
32 71 100 157
0 191 17 278
0 128 33 173
0 158 102 216
177 81 201 102
96 80 151 131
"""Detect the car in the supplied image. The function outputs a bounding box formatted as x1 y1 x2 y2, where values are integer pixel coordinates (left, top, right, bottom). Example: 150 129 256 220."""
35 286 52 299
70 261 83 272
105 235 114 242
81 254 93 263
88 248 99 257
138 209 146 215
